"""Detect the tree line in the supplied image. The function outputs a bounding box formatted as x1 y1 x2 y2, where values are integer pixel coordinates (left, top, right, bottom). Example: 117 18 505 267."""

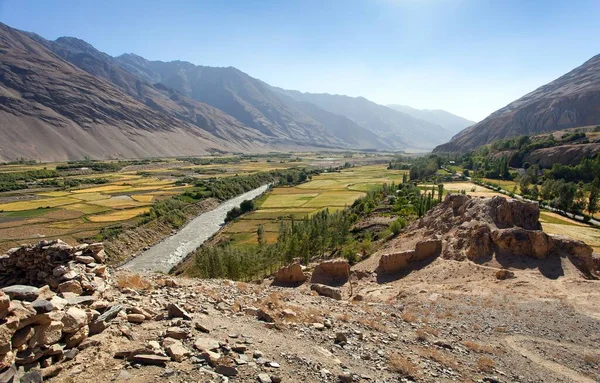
190 179 443 281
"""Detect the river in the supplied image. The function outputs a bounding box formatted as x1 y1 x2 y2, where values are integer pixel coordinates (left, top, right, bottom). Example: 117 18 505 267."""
120 184 270 273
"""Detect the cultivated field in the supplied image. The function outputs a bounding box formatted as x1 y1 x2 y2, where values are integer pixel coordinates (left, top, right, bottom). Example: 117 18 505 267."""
220 164 407 247
0 154 391 251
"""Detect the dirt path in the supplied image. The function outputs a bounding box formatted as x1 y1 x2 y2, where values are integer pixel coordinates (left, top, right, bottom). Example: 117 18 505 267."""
504 335 596 383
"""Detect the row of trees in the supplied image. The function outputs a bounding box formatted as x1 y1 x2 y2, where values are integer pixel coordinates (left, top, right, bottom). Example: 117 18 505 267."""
193 208 354 280
191 178 445 280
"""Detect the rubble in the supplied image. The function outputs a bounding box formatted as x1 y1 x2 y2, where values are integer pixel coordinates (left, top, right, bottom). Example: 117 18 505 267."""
0 240 110 378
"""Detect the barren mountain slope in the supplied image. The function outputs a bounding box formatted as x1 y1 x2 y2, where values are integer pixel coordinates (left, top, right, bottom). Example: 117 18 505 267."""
0 23 263 161
116 54 353 149
434 53 600 153
28 35 272 145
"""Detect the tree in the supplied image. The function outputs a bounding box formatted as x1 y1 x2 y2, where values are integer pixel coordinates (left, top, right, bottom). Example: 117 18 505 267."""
588 178 600 217
437 184 444 203
257 224 266 247
556 182 576 212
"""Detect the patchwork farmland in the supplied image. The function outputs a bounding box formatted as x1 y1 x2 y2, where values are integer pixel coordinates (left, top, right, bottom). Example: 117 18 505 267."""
219 164 408 247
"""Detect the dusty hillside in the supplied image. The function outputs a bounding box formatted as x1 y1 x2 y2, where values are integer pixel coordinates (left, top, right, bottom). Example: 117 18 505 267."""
0 23 268 161
1 196 599 383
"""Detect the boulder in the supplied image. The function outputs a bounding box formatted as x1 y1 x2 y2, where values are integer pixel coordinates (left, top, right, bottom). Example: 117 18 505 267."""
165 327 189 340
0 319 17 354
64 325 88 348
61 307 88 333
495 269 515 280
57 280 83 296
214 363 238 377
414 239 442 261
165 340 190 362
377 250 412 274
273 263 307 286
28 321 63 348
129 354 169 366
126 314 145 324
167 303 192 320
0 291 9 319
89 305 121 335
256 309 275 323
11 326 35 350
311 259 349 285
194 337 220 352
310 284 342 300
31 299 54 314
1 286 40 302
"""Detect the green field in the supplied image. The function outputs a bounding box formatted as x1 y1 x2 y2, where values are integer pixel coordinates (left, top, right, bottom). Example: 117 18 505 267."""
0 154 394 251
220 164 407 247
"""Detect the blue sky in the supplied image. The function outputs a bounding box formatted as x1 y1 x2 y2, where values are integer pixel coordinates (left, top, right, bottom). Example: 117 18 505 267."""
1 0 599 121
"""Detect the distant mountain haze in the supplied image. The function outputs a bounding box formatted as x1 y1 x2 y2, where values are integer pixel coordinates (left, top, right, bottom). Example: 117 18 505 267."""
273 89 453 151
434 54 600 153
386 105 475 135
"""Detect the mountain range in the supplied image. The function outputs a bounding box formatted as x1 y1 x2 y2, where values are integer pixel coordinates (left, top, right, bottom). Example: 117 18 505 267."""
434 53 600 153
0 23 472 161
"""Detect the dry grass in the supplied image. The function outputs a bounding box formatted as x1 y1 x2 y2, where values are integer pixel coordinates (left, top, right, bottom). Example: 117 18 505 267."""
116 274 152 291
584 354 599 365
463 341 496 354
419 348 457 369
477 356 495 372
388 352 419 378
401 310 418 323
359 318 387 332
436 310 455 319
415 328 429 341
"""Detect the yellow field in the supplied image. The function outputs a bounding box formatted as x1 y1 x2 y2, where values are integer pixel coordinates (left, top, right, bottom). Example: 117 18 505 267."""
87 207 150 222
0 197 80 211
37 191 71 197
131 194 154 202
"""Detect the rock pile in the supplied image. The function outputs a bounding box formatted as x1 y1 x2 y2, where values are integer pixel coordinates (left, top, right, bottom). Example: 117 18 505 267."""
0 240 114 382
0 240 107 290
398 195 599 278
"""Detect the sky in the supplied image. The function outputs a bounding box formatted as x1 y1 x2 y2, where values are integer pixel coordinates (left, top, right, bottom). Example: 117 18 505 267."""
1 0 600 122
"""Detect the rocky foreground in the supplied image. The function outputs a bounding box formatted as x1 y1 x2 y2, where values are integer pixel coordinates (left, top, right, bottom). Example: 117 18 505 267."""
0 195 599 383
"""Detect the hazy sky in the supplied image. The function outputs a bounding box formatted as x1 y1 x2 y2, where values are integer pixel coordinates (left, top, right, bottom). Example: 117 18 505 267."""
1 0 600 121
